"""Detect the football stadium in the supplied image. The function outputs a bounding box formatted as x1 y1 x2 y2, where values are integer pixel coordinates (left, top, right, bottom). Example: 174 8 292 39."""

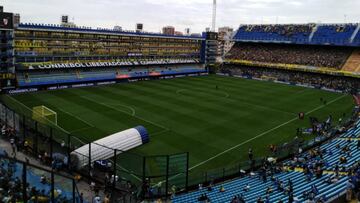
0 1 360 203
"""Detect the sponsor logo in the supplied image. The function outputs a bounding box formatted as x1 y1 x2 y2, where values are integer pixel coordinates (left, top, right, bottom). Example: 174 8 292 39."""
128 79 139 83
59 85 69 89
149 72 161 76
47 86 58 90
116 74 130 79
8 88 38 94
72 83 94 88
97 81 116 86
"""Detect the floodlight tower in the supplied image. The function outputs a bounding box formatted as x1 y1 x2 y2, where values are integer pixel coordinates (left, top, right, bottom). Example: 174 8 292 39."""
212 0 217 32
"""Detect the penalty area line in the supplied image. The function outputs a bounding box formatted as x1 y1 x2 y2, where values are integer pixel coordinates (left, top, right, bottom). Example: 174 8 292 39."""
189 94 347 171
4 95 71 134
102 103 136 117
60 109 95 128
81 96 169 131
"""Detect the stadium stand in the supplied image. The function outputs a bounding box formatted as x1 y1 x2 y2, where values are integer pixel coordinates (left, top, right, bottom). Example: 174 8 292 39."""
0 153 80 202
285 120 360 169
16 65 206 87
226 43 353 69
355 31 360 44
11 22 207 89
173 118 360 203
311 24 357 45
340 120 360 138
17 23 203 40
221 65 359 93
233 24 360 46
234 24 314 43
176 22 360 203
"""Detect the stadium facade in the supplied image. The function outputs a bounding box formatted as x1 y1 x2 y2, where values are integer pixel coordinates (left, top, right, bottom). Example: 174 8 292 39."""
2 8 359 94
0 8 222 93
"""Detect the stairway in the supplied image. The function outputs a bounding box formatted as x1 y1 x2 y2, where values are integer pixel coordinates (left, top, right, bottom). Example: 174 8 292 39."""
24 73 31 83
350 24 360 43
309 24 319 42
342 49 360 73
76 70 82 78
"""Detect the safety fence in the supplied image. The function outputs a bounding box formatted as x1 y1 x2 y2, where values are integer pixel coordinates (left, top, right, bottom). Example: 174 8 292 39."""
185 107 359 191
0 155 80 203
0 95 189 200
0 93 358 200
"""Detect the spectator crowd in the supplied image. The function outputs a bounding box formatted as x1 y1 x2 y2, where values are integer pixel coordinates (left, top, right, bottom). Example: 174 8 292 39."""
227 43 353 69
241 24 314 37
221 65 359 93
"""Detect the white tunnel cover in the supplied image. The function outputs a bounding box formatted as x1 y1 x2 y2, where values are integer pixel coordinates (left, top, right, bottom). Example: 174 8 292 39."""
70 126 149 170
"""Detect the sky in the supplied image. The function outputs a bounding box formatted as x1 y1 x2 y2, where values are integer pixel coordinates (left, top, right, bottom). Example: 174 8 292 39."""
2 0 360 33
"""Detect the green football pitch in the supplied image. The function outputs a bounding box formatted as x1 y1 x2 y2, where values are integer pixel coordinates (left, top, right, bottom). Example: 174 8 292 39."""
0 75 355 174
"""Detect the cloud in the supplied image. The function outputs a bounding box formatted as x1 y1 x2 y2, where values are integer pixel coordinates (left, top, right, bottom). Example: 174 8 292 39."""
2 0 360 33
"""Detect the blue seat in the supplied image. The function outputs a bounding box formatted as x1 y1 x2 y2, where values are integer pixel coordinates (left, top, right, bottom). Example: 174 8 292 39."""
173 120 360 203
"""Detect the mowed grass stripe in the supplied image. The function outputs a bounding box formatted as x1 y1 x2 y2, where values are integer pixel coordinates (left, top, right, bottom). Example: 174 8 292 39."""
74 84 248 151
75 78 301 164
57 89 164 136
108 79 295 139
67 79 291 163
7 75 355 172
9 93 90 132
76 85 231 162
168 76 344 114
21 89 158 142
189 94 347 170
153 77 305 114
18 93 96 128
98 81 252 129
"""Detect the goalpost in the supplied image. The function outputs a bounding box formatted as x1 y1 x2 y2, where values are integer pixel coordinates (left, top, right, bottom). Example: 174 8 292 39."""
32 105 58 125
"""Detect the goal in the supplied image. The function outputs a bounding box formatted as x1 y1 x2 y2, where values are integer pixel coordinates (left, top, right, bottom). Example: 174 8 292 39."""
32 105 57 125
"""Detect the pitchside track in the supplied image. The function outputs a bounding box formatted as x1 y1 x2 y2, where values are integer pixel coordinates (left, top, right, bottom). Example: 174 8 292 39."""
1 75 355 174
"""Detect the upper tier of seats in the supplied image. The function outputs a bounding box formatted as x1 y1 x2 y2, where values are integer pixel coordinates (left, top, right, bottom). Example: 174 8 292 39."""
235 24 314 43
234 24 360 46
18 23 203 40
354 31 360 44
312 24 357 45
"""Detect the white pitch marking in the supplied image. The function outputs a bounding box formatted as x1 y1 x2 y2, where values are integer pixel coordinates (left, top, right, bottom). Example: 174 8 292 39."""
61 109 95 127
81 96 169 131
189 94 347 171
102 103 136 117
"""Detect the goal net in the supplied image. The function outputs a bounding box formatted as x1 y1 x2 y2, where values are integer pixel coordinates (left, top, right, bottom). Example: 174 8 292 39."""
32 105 57 125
